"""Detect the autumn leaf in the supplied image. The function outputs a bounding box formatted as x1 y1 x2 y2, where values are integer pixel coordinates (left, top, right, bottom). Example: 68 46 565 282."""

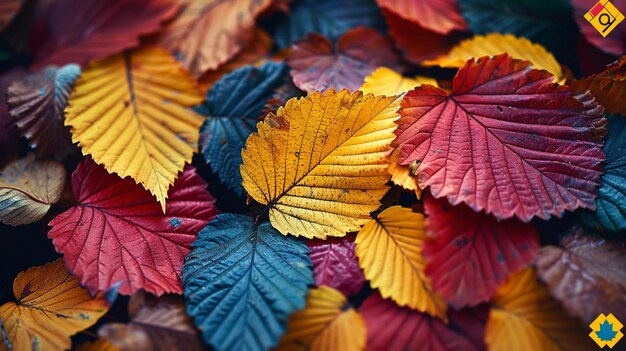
197 28 273 93
355 206 447 319
197 62 291 196
423 196 540 307
156 0 272 76
276 286 366 351
29 0 178 68
287 28 402 92
535 227 626 324
394 54 606 222
65 47 204 210
387 149 421 197
569 63 626 116
308 234 365 296
422 33 563 82
0 154 65 226
240 89 399 239
376 0 466 34
271 0 386 49
74 339 120 351
360 292 487 351
360 67 438 97
0 68 25 166
0 259 110 351
182 214 313 351
572 0 626 56
48 158 218 296
486 268 593 351
7 64 80 159
99 291 203 351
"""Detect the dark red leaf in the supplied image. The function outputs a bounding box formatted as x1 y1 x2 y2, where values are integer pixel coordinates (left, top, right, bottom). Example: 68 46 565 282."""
572 0 625 56
394 54 606 222
287 27 402 92
535 227 626 323
29 0 179 69
360 292 487 351
307 234 365 296
48 158 218 296
384 10 465 64
423 195 540 307
376 0 466 34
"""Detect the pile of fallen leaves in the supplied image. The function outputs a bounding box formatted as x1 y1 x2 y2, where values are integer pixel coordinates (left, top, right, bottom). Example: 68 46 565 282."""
0 0 625 350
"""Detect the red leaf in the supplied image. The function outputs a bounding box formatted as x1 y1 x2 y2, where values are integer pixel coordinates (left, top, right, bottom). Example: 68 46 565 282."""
394 54 606 222
287 27 402 92
377 0 466 34
572 0 625 56
384 10 465 64
360 292 487 351
423 195 540 308
29 0 179 69
307 235 365 296
48 158 218 296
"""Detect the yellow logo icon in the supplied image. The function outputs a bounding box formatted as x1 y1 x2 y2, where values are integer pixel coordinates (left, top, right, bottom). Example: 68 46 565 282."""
590 313 624 348
585 0 624 37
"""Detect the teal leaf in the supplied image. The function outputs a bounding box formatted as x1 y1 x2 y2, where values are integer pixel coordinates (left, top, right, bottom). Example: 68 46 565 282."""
457 0 577 57
196 62 291 196
182 214 314 351
271 0 386 49
597 320 618 342
582 116 626 233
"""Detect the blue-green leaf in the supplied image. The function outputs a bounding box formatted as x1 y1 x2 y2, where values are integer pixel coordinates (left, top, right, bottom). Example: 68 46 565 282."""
457 0 576 56
196 62 290 196
271 0 386 49
182 214 314 351
582 116 626 233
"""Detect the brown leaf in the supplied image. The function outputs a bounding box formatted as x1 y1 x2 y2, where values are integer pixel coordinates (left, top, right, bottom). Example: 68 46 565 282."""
535 227 626 323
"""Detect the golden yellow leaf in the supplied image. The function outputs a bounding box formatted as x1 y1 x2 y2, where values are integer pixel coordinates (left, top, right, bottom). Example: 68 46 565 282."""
355 206 447 319
486 268 594 351
0 153 65 225
423 33 563 82
65 47 204 211
360 67 438 96
387 149 420 198
240 89 400 239
0 259 110 351
276 286 365 351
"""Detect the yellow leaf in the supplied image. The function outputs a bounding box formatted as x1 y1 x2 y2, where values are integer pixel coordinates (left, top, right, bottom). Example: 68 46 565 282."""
65 47 204 211
486 268 593 351
387 149 421 198
276 286 366 351
240 89 399 239
360 67 438 96
0 153 65 225
0 259 110 351
355 206 447 319
423 33 563 82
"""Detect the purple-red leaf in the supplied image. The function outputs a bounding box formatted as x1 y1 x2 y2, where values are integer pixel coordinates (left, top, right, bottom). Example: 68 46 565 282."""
308 234 365 296
48 158 218 296
360 292 487 351
423 195 540 307
287 27 402 92
394 54 606 222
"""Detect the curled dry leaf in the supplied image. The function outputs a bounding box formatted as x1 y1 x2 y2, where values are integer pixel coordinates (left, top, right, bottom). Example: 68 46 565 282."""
394 54 606 222
0 259 110 351
535 227 626 324
308 234 365 296
156 0 272 76
240 89 400 239
65 47 204 211
287 27 402 92
48 158 218 296
569 60 626 116
355 206 447 319
360 67 438 97
99 291 203 351
7 64 81 159
276 286 366 351
486 268 593 351
0 154 65 226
